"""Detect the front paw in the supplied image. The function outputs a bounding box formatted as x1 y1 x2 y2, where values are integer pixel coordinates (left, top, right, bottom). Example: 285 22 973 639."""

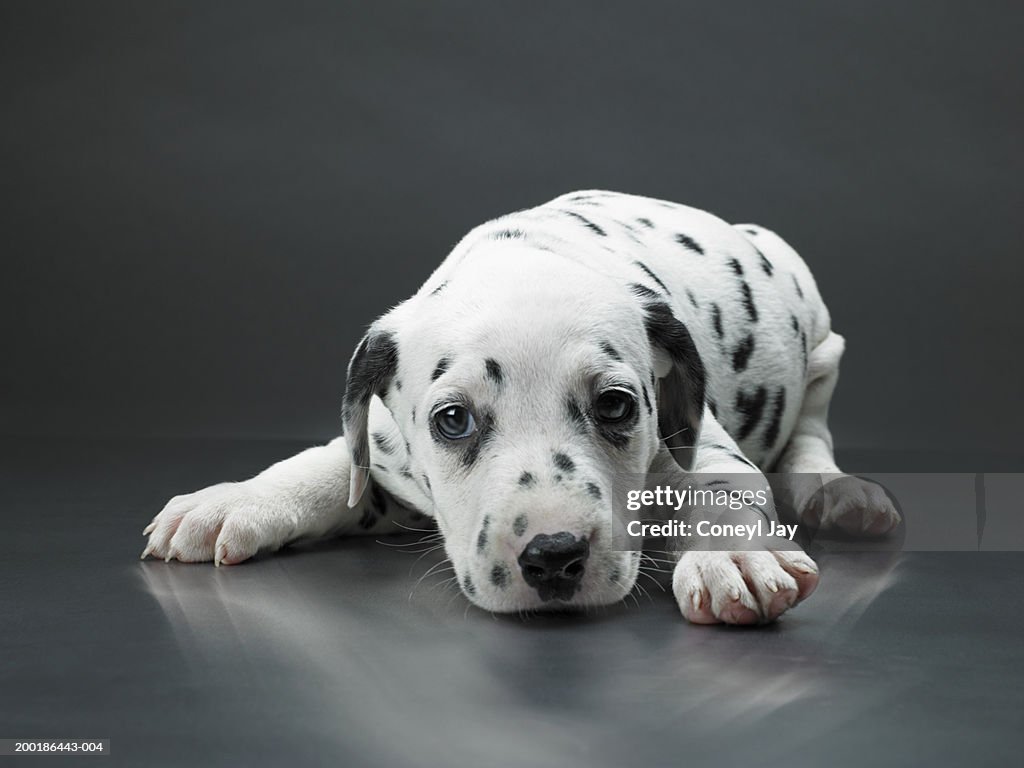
673 550 819 625
141 482 292 566
802 475 901 536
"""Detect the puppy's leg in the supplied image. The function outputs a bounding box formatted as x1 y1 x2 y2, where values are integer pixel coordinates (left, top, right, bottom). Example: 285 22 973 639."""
774 331 901 535
652 412 819 625
142 407 432 565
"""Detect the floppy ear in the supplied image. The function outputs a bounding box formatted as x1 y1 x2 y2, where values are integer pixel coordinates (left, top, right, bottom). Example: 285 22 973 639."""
643 301 706 471
342 325 399 507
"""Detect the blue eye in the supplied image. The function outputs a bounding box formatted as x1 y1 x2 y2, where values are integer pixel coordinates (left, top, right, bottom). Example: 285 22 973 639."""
434 405 476 439
595 390 635 423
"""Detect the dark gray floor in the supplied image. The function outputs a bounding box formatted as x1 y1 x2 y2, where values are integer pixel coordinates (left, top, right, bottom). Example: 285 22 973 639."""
2 439 1022 767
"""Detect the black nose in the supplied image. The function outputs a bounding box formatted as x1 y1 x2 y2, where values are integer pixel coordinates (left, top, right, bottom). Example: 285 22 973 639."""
518 532 590 601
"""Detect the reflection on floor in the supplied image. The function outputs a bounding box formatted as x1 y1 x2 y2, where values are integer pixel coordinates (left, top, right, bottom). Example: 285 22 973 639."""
1 438 1020 767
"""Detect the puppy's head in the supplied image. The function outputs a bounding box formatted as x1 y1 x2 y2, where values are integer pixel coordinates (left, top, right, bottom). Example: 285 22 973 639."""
342 248 704 611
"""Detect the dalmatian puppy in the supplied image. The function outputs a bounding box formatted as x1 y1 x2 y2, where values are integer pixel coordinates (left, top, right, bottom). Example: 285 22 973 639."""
141 191 900 624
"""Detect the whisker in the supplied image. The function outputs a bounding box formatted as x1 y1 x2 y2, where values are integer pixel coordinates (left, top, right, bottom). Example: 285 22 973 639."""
657 426 694 443
376 540 430 549
663 443 698 451
631 581 652 605
409 544 446 569
636 568 667 591
376 536 442 550
391 520 440 534
408 559 454 599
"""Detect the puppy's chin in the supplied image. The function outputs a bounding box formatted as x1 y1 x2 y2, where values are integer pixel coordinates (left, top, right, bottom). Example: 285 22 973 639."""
462 579 637 614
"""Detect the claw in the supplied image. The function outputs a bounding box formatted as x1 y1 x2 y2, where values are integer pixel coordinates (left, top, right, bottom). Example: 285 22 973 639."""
140 546 152 560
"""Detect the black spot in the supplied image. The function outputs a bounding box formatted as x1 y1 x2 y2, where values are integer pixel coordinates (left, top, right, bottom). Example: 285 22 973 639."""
600 341 621 361
563 210 607 236
637 217 655 228
372 462 388 472
431 357 451 382
745 227 758 235
598 428 631 450
554 474 563 483
400 467 414 480
790 314 800 335
359 484 386 529
372 432 395 455
629 283 661 300
460 408 495 469
633 261 671 295
491 228 525 240
731 334 756 372
642 384 652 415
513 514 528 537
620 222 643 243
358 505 376 529
585 482 602 500
800 329 808 370
739 281 758 322
462 573 476 596
793 275 804 299
394 379 402 392
711 303 724 339
686 289 699 309
411 406 416 423
553 452 576 474
757 249 774 276
477 515 490 553
566 396 588 431
736 386 768 440
675 233 705 254
728 258 744 276
371 483 386 513
518 471 535 488
422 474 431 490
490 563 510 589
762 388 787 450
430 281 448 296
485 358 503 386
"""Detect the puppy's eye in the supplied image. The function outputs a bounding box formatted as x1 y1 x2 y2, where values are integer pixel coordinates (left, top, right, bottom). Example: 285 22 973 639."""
594 390 635 423
434 405 476 439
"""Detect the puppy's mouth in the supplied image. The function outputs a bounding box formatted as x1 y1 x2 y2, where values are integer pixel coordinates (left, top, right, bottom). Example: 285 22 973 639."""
454 528 637 612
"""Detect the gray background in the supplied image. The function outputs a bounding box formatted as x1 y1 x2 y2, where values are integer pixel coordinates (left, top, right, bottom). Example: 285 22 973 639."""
2 3 1023 767
3 0 1022 455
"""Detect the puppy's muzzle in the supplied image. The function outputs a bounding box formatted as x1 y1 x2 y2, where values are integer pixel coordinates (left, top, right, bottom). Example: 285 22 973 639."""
518 532 590 601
